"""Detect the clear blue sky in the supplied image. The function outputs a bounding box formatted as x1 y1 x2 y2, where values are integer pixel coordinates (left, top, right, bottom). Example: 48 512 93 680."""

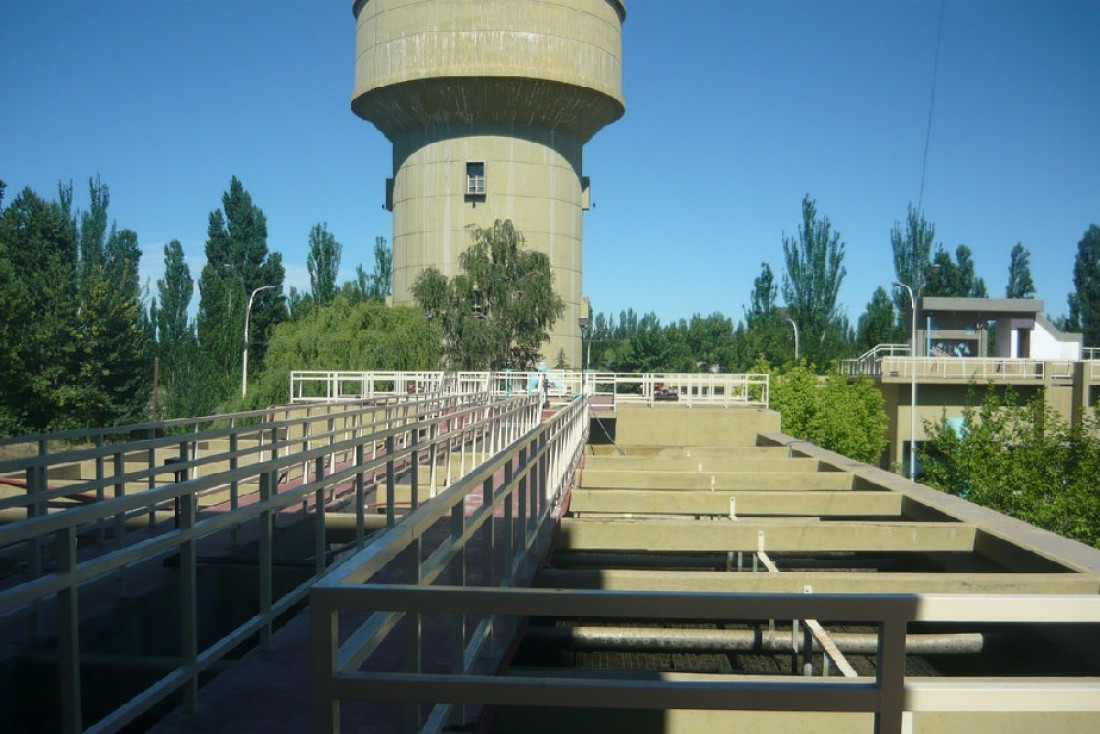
3 0 1097 326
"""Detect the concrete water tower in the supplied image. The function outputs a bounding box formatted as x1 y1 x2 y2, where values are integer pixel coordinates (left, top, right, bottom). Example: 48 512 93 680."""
351 0 626 366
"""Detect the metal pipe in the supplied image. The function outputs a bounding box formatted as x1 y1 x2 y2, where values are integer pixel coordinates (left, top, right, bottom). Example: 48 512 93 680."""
523 626 986 655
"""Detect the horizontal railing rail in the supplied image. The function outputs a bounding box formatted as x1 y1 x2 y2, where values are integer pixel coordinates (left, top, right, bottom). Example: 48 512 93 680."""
289 371 770 410
0 391 542 734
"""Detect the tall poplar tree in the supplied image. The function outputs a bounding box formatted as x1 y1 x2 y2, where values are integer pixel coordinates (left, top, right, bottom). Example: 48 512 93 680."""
197 177 285 396
1005 243 1036 299
890 206 935 327
1066 225 1100 346
781 195 847 367
307 223 341 307
0 188 78 431
67 177 150 426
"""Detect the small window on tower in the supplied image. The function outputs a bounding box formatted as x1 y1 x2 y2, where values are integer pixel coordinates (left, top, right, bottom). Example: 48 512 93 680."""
466 162 486 196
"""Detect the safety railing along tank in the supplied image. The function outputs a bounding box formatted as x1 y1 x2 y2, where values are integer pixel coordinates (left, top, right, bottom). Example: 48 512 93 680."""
0 391 540 734
289 371 770 409
310 394 590 733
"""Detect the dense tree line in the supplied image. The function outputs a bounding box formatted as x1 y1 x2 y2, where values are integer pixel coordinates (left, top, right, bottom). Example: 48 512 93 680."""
2 177 1095 436
0 178 149 432
0 176 411 431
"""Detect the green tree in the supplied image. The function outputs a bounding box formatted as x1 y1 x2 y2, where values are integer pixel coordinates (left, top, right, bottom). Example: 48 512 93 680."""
412 220 564 369
735 262 791 369
890 206 935 328
75 224 150 426
0 188 80 432
1066 224 1100 346
1005 243 1036 299
781 195 847 367
764 361 889 465
307 222 341 307
922 387 1100 548
248 296 441 407
152 240 211 419
156 240 194 350
926 244 988 298
196 177 286 398
856 286 900 351
367 236 392 302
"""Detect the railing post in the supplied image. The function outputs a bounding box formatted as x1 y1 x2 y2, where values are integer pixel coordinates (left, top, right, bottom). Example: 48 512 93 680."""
410 428 420 511
94 434 106 544
57 526 82 734
112 450 126 544
482 476 495 651
354 443 366 547
503 458 515 583
229 430 239 511
402 537 422 730
310 592 339 733
428 420 439 498
385 434 396 527
450 501 466 727
259 469 274 650
876 616 908 734
517 446 528 560
315 456 327 576
179 485 198 714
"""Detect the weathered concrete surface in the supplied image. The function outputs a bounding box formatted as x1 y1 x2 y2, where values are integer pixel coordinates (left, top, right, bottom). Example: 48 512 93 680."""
556 518 977 553
759 430 1100 577
583 456 824 472
570 489 903 517
538 568 1100 595
612 406 780 447
579 469 856 491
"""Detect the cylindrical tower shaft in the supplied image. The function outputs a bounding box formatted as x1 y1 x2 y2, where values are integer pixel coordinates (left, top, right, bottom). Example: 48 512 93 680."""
351 0 626 366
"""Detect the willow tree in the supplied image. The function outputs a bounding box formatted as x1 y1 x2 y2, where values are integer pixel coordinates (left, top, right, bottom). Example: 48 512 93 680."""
412 219 563 369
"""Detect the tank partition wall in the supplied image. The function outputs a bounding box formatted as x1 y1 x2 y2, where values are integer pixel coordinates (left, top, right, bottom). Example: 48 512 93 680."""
310 396 590 733
0 391 540 734
290 371 770 409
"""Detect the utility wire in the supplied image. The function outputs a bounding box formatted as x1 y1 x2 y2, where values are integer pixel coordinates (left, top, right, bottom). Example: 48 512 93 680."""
917 0 947 212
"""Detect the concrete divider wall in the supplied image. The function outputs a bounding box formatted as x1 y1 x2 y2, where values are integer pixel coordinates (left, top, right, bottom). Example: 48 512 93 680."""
613 406 780 448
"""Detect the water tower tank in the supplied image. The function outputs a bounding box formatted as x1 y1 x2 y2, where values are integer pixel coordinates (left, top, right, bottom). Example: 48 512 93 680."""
351 0 626 365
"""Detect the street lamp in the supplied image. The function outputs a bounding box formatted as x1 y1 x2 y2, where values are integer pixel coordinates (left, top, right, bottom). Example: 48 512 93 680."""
785 317 800 362
892 281 918 481
578 316 590 393
242 285 276 397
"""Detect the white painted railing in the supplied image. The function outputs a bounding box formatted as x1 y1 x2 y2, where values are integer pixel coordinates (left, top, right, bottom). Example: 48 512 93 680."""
290 371 770 409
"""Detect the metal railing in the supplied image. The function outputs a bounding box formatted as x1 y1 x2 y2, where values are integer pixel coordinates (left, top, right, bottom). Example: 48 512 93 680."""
842 344 1087 382
290 371 770 409
311 585 1100 733
311 395 591 733
0 391 542 734
842 355 1076 381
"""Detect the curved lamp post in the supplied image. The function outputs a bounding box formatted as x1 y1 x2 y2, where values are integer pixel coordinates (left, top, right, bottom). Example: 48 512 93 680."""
785 317 800 362
242 285 276 397
892 281 918 480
